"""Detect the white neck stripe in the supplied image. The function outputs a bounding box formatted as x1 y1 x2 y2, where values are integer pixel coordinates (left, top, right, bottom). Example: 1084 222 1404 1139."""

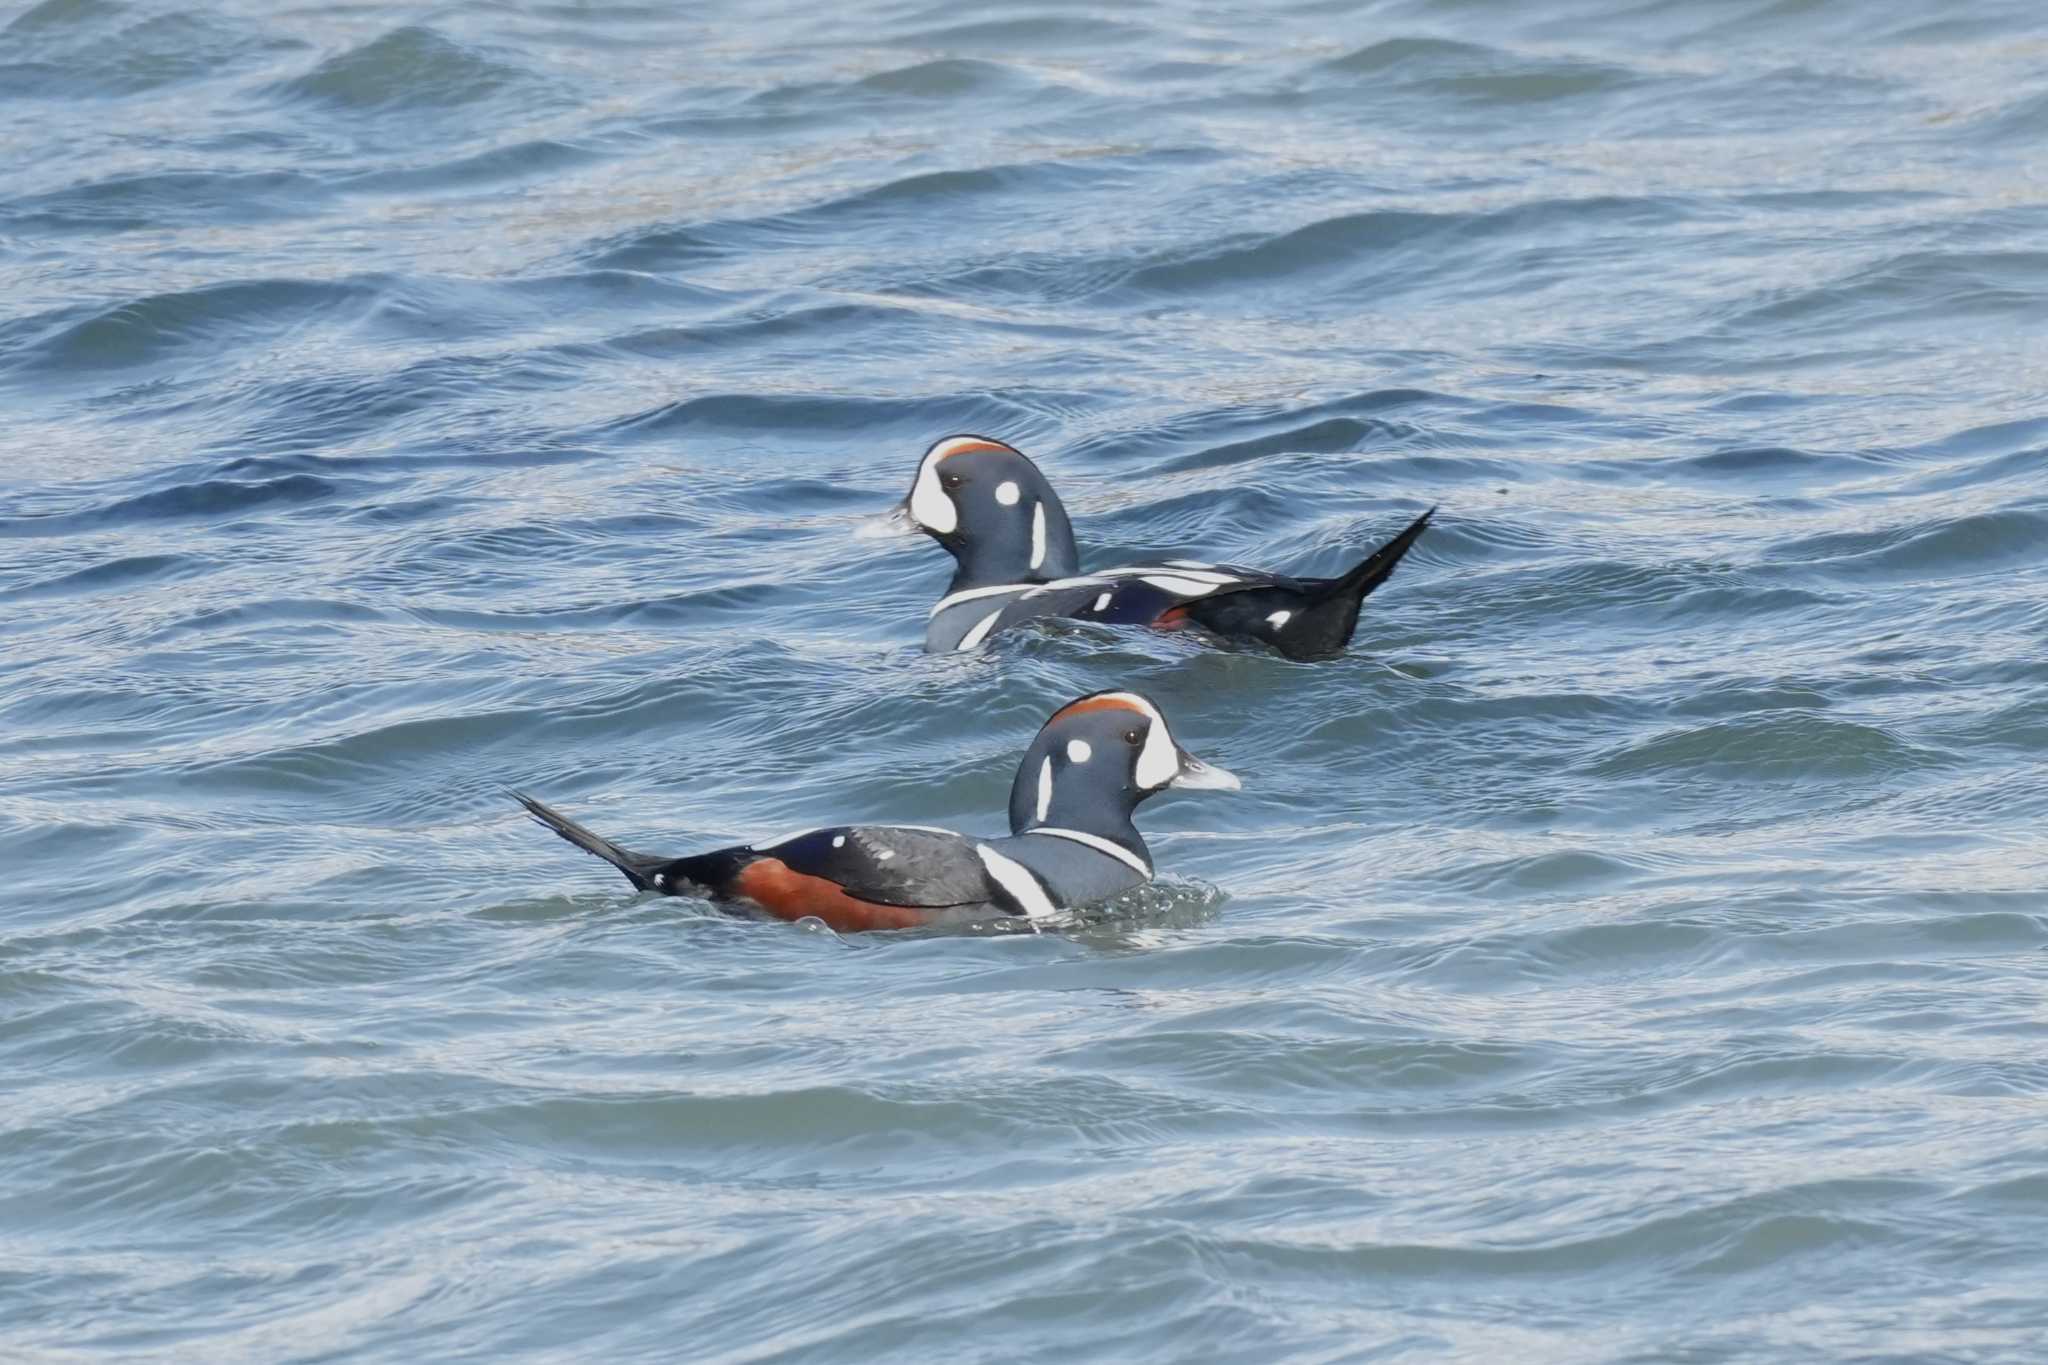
930 575 1108 618
929 582 1030 617
1026 827 1151 875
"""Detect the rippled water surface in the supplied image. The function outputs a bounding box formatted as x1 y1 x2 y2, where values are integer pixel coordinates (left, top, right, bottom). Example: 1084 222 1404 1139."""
5 0 2048 1358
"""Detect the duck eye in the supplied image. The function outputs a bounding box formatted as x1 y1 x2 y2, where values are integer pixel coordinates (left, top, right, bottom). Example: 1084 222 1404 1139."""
940 472 965 491
1124 728 1142 745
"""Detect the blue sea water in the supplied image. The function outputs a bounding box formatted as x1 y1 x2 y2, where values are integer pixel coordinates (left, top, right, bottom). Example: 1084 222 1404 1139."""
3 0 2048 1358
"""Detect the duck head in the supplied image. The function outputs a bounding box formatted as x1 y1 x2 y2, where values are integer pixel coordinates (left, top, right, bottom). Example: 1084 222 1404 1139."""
893 435 1082 592
1007 691 1239 852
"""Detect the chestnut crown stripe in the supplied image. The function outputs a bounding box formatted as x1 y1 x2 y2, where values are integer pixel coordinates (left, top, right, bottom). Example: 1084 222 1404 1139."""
910 436 1021 536
1044 692 1153 726
932 436 1015 460
1040 691 1179 789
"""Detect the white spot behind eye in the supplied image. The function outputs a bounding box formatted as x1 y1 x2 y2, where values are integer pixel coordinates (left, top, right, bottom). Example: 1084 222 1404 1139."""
1047 692 1178 788
1066 739 1092 764
995 480 1020 506
832 835 846 848
1029 501 1046 569
1036 756 1053 822
1266 610 1292 628
1093 592 1111 612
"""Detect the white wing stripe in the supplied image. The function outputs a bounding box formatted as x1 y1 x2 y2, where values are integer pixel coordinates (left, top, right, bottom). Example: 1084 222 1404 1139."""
750 826 821 850
1138 574 1226 597
930 564 1241 624
756 824 957 850
1093 565 1243 585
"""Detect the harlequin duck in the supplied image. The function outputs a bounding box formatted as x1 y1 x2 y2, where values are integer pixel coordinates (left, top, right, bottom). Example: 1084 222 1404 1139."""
514 690 1238 933
886 435 1433 659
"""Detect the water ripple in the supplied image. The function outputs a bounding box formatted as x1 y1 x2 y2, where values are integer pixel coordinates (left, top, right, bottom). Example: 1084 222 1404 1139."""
2 0 2046 1359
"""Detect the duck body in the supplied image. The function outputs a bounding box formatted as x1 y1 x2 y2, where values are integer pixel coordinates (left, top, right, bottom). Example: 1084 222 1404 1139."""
516 691 1236 933
901 435 1433 660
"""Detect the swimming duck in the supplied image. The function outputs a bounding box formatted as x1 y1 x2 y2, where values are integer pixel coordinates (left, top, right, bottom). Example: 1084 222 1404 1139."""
889 435 1433 658
515 690 1237 932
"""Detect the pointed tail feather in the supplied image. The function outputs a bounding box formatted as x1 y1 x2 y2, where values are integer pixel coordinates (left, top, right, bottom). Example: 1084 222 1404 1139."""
514 791 668 892
1261 504 1434 658
1321 505 1435 606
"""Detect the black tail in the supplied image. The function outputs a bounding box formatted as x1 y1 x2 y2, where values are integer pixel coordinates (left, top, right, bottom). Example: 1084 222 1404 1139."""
1321 505 1435 607
1264 504 1434 657
1177 505 1437 659
514 792 669 892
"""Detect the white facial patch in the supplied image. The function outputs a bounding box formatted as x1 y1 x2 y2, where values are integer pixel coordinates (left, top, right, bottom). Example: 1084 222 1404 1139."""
995 480 1020 506
832 835 846 848
1135 715 1177 789
1030 502 1046 570
1093 592 1111 612
1066 739 1092 764
1081 691 1178 790
909 444 960 534
1266 610 1292 629
911 437 1022 534
1036 756 1053 822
